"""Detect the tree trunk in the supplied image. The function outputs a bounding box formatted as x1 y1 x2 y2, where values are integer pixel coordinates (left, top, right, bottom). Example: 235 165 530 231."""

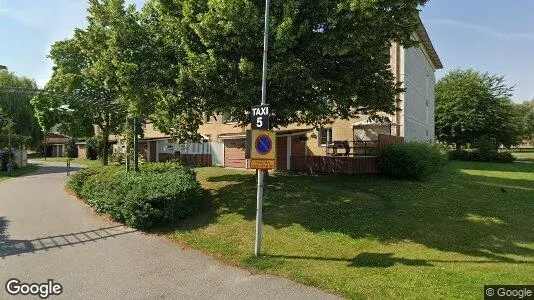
455 143 461 150
102 130 109 166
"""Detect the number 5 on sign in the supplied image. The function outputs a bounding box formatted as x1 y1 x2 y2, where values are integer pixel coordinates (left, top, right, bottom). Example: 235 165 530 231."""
252 104 269 130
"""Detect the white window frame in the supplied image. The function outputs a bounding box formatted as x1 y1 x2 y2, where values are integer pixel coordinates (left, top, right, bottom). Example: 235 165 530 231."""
318 128 332 147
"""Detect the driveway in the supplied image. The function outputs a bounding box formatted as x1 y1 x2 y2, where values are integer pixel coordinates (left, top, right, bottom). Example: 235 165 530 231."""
0 161 339 299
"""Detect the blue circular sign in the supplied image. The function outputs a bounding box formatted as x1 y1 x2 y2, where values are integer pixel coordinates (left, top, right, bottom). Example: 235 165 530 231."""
255 134 272 155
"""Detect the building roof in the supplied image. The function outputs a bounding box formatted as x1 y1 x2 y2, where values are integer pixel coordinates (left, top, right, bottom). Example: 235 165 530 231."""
416 16 443 69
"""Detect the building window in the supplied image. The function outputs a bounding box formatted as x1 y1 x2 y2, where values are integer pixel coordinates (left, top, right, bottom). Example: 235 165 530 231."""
204 112 213 124
222 113 239 125
318 128 332 146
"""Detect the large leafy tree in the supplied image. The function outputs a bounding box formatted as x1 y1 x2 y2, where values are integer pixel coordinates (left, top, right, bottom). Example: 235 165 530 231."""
32 0 133 165
0 72 43 148
142 0 426 139
0 107 30 149
435 69 522 149
517 99 534 144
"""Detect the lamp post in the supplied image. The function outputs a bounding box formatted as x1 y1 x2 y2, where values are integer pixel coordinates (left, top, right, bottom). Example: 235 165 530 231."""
7 120 13 176
254 0 271 257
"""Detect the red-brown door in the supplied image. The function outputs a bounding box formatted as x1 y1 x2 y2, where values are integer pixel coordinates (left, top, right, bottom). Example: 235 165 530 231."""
150 141 157 162
224 139 246 168
276 136 287 171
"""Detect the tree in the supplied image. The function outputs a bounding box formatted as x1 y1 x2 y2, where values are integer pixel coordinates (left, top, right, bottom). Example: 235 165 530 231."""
141 0 427 140
435 69 522 149
517 100 534 144
32 0 131 165
0 107 30 149
0 72 43 148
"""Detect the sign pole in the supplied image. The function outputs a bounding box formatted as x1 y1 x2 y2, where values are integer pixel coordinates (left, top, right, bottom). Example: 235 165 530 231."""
255 0 271 257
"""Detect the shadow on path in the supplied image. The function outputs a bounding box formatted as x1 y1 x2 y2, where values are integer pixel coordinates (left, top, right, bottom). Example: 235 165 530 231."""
1 217 136 258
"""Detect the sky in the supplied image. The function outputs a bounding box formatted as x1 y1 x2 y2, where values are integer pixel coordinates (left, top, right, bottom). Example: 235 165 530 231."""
1 0 533 103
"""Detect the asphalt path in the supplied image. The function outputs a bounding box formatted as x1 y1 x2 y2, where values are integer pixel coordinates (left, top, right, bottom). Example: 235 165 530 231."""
0 161 339 299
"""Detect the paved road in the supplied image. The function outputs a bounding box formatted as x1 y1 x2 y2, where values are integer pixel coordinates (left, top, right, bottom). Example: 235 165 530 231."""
1 161 339 300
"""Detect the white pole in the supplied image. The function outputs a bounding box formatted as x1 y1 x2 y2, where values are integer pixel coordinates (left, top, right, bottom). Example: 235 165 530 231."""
255 0 271 256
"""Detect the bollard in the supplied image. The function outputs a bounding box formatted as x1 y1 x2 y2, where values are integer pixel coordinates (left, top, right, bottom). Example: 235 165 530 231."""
67 159 71 176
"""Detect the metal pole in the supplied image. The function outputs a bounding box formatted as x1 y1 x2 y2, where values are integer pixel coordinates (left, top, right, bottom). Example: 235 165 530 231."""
125 117 130 172
8 121 12 176
133 117 139 172
255 0 271 257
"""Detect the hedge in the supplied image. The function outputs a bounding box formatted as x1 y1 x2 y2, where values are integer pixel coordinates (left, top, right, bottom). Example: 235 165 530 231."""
70 163 203 230
379 142 448 180
448 150 516 163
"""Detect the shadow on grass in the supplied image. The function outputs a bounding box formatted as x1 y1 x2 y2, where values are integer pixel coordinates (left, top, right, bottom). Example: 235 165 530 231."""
174 161 534 265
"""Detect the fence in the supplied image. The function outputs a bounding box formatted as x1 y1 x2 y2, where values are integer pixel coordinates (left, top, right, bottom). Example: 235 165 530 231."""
291 155 380 174
290 134 403 175
158 153 212 166
378 134 404 148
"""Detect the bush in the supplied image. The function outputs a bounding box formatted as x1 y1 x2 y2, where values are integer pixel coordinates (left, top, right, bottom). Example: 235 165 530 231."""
379 142 447 180
68 168 99 196
109 152 124 164
473 136 498 156
449 150 516 163
67 139 78 158
70 164 203 230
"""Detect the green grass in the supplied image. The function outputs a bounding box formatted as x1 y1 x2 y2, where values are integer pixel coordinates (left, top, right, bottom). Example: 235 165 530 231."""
511 152 534 162
0 164 40 182
167 162 534 299
34 157 104 168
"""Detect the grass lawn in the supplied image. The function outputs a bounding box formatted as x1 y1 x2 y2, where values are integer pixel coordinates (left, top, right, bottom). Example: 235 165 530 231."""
34 157 104 168
0 164 40 182
168 161 534 299
512 152 534 162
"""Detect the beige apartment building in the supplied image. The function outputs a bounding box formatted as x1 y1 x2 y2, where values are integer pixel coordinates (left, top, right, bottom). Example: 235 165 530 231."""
111 17 442 171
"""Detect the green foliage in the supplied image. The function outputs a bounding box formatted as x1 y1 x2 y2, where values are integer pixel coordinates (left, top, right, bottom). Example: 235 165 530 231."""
109 151 125 164
449 150 516 163
67 138 78 158
435 69 522 148
517 99 534 144
68 168 101 195
32 0 134 165
472 135 498 156
70 163 203 230
379 142 447 180
142 0 426 140
86 136 103 161
0 72 43 148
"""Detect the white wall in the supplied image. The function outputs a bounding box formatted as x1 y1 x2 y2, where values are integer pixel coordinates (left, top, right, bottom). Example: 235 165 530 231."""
402 46 436 142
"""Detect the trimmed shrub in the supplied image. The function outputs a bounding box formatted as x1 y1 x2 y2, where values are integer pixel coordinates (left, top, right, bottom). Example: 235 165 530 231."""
379 142 447 180
68 168 100 196
449 150 516 163
70 164 203 230
487 151 516 163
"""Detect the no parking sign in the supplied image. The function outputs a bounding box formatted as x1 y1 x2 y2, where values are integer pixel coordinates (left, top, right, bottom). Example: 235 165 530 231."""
247 130 276 170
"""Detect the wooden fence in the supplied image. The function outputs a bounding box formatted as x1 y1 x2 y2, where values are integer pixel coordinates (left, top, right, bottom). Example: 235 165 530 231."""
290 134 403 175
378 134 404 148
159 153 212 166
291 155 380 175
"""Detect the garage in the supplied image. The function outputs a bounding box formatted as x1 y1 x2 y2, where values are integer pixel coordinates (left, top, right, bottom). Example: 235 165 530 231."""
224 138 246 168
